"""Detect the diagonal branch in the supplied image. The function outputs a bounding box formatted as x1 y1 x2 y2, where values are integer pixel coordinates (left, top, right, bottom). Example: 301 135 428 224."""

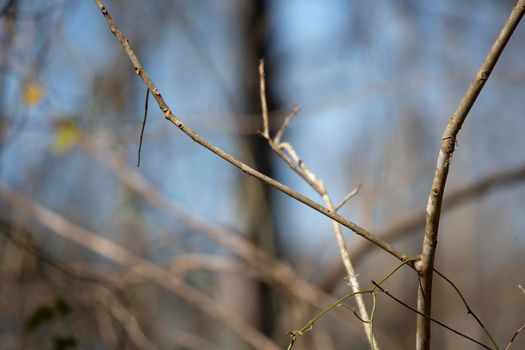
92 0 412 266
416 1 525 349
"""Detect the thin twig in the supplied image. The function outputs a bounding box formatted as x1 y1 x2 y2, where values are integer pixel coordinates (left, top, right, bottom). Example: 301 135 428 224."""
93 0 412 267
372 281 494 350
274 105 300 144
137 87 149 167
335 184 363 212
258 59 270 140
94 286 161 350
279 142 323 188
434 269 499 349
416 2 525 348
337 304 370 323
287 259 417 349
505 322 525 350
258 61 378 348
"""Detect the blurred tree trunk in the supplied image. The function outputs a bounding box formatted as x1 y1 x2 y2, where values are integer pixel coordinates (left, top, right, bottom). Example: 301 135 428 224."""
240 0 281 337
219 1 281 347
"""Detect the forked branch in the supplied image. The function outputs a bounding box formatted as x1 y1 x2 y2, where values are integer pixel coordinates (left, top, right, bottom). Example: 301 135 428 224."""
416 1 525 349
258 60 378 349
92 0 412 265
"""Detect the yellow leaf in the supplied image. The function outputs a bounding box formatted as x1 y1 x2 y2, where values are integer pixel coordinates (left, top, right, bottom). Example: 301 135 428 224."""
23 81 45 107
53 122 79 154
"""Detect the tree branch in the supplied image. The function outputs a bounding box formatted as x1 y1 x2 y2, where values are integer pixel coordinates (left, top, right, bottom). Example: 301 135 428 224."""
92 0 412 266
416 1 525 349
258 61 379 349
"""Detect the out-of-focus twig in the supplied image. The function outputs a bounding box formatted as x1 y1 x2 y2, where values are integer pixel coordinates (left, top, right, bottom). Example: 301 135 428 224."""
78 254 261 285
416 2 525 348
171 329 220 350
0 184 279 350
94 286 160 350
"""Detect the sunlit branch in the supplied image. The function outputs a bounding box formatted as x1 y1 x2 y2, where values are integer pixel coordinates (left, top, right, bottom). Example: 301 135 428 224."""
416 2 525 348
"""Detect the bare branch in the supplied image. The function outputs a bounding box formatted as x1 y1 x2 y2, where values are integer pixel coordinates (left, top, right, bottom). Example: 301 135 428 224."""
416 1 525 348
259 68 378 347
279 142 324 189
274 105 300 144
92 0 412 266
258 59 270 139
335 184 363 212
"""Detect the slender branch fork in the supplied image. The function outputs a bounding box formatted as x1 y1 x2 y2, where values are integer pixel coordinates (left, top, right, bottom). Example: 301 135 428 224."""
259 60 378 349
92 0 413 267
416 1 525 349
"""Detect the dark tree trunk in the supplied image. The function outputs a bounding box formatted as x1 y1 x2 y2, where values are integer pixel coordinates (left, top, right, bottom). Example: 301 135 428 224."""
239 0 281 337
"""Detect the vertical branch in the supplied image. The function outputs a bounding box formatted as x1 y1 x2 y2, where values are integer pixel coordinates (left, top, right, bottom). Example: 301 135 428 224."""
416 1 525 349
137 88 149 167
258 63 380 349
240 3 281 336
259 60 270 140
323 194 380 349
